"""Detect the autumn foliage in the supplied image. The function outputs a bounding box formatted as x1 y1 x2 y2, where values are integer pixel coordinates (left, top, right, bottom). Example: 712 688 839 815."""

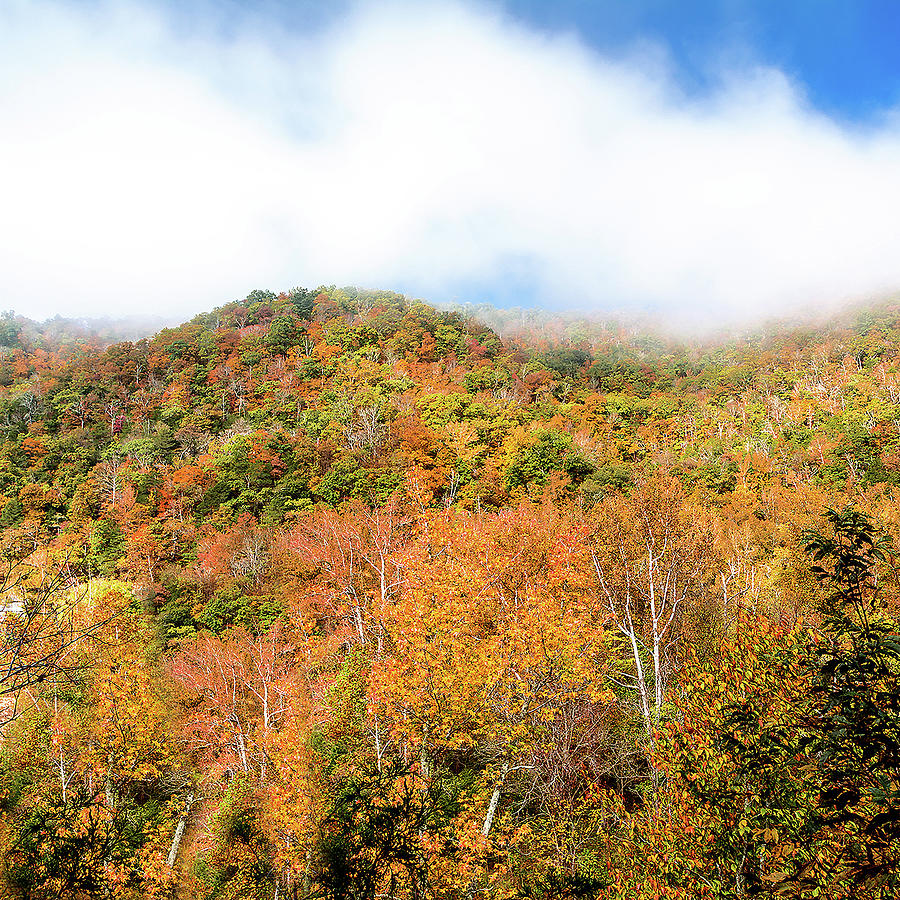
1 289 900 897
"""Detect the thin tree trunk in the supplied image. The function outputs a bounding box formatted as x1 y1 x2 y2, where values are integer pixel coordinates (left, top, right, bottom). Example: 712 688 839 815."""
167 793 194 868
482 761 510 838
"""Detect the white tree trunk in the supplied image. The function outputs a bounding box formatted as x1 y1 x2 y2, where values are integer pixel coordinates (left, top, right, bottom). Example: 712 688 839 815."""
167 793 194 868
482 761 510 838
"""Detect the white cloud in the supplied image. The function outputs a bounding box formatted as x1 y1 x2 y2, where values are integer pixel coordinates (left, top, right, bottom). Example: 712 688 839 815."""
3 0 900 328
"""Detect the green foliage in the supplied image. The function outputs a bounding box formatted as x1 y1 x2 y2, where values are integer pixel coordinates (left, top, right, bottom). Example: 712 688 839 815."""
197 585 282 634
799 508 900 891
265 316 300 355
588 357 651 395
119 436 159 466
463 366 510 394
540 348 592 379
504 428 595 491
416 392 466 428
152 423 178 457
156 599 197 647
822 424 894 486
261 470 313 523
313 761 452 900
198 778 275 900
0 496 23 526
0 312 20 347
286 287 316 320
314 458 401 506
88 517 126 576
314 457 370 506
580 463 633 502
243 289 277 307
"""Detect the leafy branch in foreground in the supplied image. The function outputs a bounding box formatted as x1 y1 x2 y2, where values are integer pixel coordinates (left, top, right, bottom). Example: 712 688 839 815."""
798 507 900 893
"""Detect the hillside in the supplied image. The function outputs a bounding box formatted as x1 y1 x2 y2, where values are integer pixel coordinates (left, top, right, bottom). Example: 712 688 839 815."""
0 310 171 388
1 286 898 899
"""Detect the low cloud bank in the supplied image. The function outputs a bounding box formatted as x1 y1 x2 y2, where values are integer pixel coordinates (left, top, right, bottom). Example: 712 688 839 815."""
3 0 900 328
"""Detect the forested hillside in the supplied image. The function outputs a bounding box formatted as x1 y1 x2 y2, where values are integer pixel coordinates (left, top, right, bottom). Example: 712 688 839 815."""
1 287 898 899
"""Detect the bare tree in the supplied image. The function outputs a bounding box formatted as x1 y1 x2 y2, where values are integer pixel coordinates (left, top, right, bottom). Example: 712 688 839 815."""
588 477 709 757
0 559 110 727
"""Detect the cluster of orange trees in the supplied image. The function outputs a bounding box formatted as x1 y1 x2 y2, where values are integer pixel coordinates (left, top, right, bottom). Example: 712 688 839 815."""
0 289 899 898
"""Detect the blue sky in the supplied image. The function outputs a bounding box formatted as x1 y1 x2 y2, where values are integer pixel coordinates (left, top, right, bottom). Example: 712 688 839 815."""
3 0 900 328
511 1 900 122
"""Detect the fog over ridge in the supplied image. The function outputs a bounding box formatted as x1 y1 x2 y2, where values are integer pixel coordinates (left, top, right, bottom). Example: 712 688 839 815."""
3 0 900 329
